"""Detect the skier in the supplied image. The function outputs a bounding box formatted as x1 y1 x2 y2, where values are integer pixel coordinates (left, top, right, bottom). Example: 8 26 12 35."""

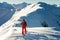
21 19 27 35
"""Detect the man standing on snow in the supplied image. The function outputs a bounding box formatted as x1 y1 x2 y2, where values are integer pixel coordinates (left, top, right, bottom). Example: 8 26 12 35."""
21 19 27 35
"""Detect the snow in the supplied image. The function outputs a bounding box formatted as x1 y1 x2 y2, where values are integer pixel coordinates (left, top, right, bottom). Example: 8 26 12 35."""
0 2 60 40
6 27 60 40
0 3 41 40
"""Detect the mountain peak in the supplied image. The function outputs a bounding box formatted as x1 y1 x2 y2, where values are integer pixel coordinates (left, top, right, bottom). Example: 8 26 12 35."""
13 2 28 11
38 2 46 4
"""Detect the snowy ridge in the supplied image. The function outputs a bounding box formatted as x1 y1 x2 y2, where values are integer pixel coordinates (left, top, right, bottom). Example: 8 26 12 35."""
0 3 40 40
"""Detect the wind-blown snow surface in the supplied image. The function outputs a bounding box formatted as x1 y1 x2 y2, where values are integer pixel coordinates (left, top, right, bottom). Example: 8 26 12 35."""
6 27 60 40
0 3 41 40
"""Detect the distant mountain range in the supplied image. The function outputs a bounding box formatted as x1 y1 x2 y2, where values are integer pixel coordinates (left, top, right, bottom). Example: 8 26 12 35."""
13 2 28 11
0 2 60 27
17 2 60 27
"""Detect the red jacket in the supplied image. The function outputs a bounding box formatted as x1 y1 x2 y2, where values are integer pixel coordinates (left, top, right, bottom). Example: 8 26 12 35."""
21 20 27 27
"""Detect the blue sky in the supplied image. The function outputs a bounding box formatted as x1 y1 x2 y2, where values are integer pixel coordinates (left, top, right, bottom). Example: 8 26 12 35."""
0 0 60 5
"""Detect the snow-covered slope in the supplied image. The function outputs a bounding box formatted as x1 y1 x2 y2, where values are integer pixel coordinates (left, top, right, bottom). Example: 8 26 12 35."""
6 27 60 40
0 3 41 40
0 2 15 26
